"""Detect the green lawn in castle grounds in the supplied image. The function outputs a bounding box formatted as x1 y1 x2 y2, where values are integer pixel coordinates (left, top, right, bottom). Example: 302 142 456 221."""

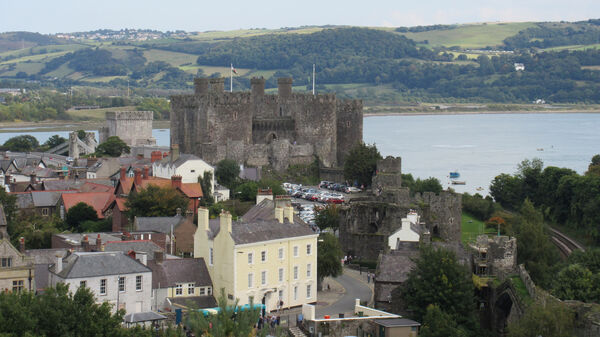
461 212 495 245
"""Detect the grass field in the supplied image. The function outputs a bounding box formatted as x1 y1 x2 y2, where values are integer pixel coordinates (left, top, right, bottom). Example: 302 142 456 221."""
188 27 325 42
396 22 536 49
143 49 199 67
543 43 600 51
66 105 138 121
461 212 495 245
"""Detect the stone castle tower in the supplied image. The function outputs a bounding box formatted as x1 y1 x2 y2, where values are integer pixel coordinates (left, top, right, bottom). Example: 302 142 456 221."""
98 111 156 146
169 77 363 170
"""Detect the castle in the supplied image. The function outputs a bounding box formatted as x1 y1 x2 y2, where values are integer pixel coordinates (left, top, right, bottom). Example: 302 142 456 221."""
169 77 363 170
99 111 156 146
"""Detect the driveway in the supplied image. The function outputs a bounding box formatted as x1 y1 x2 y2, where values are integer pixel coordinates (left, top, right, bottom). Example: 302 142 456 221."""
316 271 372 317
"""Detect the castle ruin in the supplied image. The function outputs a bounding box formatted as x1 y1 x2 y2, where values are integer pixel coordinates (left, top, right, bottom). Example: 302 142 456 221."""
169 77 363 170
98 111 156 146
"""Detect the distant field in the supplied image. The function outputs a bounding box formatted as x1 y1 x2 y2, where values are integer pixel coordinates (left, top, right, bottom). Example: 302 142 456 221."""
0 50 71 65
66 105 137 121
81 75 128 83
46 63 74 78
196 65 251 76
543 43 600 51
143 49 198 67
396 22 536 48
582 65 600 70
188 27 325 42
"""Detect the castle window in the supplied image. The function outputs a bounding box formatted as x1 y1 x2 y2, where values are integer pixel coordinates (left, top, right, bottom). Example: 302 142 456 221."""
279 107 283 116
233 112 238 120
346 121 351 127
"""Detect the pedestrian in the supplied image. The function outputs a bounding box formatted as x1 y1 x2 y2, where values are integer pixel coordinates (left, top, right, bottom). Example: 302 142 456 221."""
367 272 371 283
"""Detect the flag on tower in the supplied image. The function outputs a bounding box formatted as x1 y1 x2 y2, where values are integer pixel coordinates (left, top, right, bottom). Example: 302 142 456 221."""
231 65 238 74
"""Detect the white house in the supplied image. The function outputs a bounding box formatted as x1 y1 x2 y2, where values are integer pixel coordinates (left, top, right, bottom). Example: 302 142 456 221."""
388 211 423 249
514 63 525 71
152 153 216 193
49 251 153 315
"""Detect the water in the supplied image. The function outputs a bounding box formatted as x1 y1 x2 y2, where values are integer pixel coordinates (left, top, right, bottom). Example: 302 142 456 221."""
1 113 599 195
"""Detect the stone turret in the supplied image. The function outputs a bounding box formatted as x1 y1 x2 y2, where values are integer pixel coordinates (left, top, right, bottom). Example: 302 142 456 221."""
251 77 265 98
194 78 210 95
68 132 79 159
277 78 293 98
209 78 225 93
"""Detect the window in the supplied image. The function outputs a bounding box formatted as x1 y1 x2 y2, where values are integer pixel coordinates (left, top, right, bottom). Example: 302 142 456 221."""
261 250 266 262
233 111 238 120
199 287 206 295
306 264 311 278
293 266 298 280
306 284 312 299
42 208 49 216
175 283 183 295
278 290 283 300
100 279 107 295
207 287 212 295
1 257 12 268
248 273 253 288
148 234 151 240
188 283 195 295
248 252 253 264
12 280 24 293
136 275 142 291
261 271 267 285
306 244 312 255
190 169 195 173
118 277 125 292
80 281 87 288
278 268 284 282
293 286 298 300
346 120 351 127
209 248 214 265
278 248 284 260
293 246 299 257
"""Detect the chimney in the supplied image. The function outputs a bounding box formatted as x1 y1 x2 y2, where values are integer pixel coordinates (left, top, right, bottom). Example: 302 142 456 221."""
96 234 102 251
134 168 142 186
275 207 284 224
151 151 162 163
256 188 273 205
137 153 144 160
142 165 149 179
163 152 169 158
55 254 63 273
220 210 232 233
120 167 126 180
198 207 209 231
284 206 294 223
155 250 164 263
139 252 148 266
87 157 98 168
19 237 25 253
4 174 11 186
29 173 36 185
171 175 182 189
170 144 180 162
82 235 90 252
194 78 209 95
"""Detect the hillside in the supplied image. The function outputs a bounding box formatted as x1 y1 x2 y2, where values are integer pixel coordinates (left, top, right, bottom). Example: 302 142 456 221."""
1 21 600 104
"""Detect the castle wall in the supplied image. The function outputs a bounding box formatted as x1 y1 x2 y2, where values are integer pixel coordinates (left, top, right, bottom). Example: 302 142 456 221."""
336 99 363 165
103 111 155 146
414 192 462 243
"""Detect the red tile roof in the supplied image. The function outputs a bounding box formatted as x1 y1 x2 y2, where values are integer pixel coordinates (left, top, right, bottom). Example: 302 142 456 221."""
178 184 203 198
80 182 114 193
61 192 113 219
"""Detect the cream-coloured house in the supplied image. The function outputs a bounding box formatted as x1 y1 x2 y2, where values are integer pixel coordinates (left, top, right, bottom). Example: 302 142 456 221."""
194 199 318 312
0 205 35 292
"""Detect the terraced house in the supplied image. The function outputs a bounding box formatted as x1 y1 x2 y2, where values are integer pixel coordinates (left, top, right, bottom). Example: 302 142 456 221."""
194 199 318 312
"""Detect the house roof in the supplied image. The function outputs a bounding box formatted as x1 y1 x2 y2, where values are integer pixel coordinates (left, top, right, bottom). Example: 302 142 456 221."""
178 184 203 198
170 296 218 309
31 190 77 207
61 192 113 218
14 193 34 209
26 248 70 264
156 153 205 169
50 251 151 279
146 258 212 289
104 240 163 260
55 232 121 246
375 250 417 283
123 312 166 323
374 318 421 327
79 182 114 193
134 215 186 234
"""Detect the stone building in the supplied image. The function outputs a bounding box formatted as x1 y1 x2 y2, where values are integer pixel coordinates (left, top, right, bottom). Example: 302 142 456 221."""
339 156 462 261
99 111 156 146
0 205 35 292
470 235 517 277
170 77 363 171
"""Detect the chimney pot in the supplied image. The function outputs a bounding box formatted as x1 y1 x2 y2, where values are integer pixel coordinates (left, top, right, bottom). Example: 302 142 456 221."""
134 168 142 185
171 175 182 189
120 167 126 180
155 250 164 263
55 253 63 273
19 237 25 253
143 165 149 179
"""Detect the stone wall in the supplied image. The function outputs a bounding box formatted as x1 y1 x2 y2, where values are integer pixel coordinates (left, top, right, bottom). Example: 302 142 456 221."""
100 111 155 146
336 99 363 166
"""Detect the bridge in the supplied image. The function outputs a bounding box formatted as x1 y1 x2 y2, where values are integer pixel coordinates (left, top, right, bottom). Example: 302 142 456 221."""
47 132 96 158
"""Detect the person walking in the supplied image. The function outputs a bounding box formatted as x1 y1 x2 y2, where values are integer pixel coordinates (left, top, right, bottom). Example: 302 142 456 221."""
367 272 371 283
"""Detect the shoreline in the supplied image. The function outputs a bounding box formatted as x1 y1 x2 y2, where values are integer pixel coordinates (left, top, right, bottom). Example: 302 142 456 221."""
364 109 600 117
0 120 171 132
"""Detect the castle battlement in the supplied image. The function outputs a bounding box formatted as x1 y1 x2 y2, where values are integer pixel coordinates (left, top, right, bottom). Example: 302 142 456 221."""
170 77 363 170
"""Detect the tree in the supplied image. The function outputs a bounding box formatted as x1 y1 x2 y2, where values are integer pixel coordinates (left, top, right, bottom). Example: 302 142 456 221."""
2 135 39 152
419 305 468 337
198 171 214 205
65 202 99 231
125 185 189 219
553 264 595 302
396 246 475 324
317 233 343 289
315 204 340 233
0 189 17 223
235 181 259 201
586 154 600 176
507 300 575 337
215 159 240 189
43 134 67 149
96 136 130 157
343 143 382 187
490 173 524 210
8 214 61 249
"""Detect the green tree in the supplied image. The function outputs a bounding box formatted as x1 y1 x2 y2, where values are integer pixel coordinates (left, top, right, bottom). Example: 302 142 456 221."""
43 134 67 149
65 202 99 232
317 233 343 289
419 305 468 337
0 189 18 223
553 264 595 302
490 173 524 210
215 159 240 189
3 135 39 152
413 177 443 195
198 171 214 205
315 204 340 233
235 181 259 201
186 288 263 337
137 97 170 119
396 246 475 325
586 154 600 176
96 136 130 157
568 248 600 273
507 300 575 337
343 143 382 187
8 214 61 249
125 185 189 219
76 129 86 140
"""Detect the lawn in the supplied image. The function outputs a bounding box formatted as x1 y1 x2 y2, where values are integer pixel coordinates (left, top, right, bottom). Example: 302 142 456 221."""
461 212 495 245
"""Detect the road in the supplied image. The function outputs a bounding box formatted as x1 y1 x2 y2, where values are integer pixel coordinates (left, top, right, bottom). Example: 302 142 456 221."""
316 271 373 317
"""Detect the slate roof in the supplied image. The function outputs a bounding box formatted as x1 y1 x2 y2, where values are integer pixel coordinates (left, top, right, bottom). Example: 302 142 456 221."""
15 193 34 209
374 318 421 327
26 248 70 290
375 250 417 283
123 312 166 323
104 240 163 260
134 215 186 234
50 251 151 279
170 296 218 309
156 153 204 168
55 232 121 246
146 258 212 289
32 190 76 207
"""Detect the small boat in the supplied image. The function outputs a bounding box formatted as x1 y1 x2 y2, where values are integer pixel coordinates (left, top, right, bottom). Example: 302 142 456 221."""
449 172 460 179
537 148 544 151
452 181 466 185
476 187 484 191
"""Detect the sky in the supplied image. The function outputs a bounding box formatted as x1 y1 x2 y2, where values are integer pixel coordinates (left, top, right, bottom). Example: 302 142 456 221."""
1 0 598 34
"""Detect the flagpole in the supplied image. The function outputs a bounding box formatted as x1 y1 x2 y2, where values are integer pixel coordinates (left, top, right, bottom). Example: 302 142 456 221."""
230 63 233 92
312 64 315 96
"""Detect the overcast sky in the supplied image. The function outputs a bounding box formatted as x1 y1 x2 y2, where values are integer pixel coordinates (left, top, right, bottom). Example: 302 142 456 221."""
1 0 598 34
